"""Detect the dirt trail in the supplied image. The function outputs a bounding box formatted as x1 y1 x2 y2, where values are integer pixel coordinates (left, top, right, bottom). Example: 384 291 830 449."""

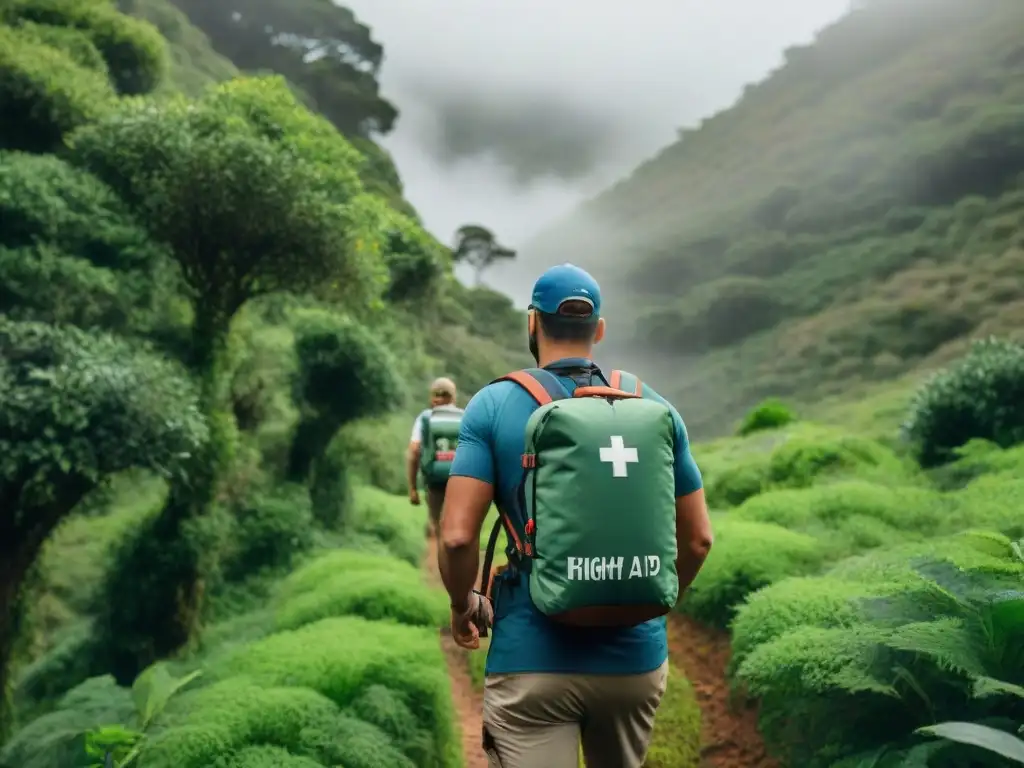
423 535 489 768
668 614 779 768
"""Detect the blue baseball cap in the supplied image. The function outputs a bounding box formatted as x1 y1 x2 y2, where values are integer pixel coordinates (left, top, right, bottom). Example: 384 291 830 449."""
529 263 602 318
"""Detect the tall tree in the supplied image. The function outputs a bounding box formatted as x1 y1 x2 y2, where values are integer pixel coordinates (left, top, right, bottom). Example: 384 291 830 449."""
452 224 517 286
0 320 205 736
67 76 389 679
164 0 397 139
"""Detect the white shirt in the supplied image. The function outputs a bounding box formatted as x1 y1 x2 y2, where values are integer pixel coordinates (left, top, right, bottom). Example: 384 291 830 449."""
410 405 464 444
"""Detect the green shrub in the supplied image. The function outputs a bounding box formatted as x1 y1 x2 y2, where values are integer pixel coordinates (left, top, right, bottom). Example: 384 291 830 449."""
731 532 1024 766
704 460 769 508
732 481 946 557
737 398 796 436
347 685 434 765
0 26 114 153
12 21 108 74
205 617 459 768
643 663 701 768
904 337 1024 467
0 675 133 768
730 577 897 672
295 713 416 768
139 681 341 768
344 486 426 567
273 552 446 631
212 745 322 768
6 0 168 94
288 310 403 484
224 484 315 582
766 434 910 489
678 518 824 628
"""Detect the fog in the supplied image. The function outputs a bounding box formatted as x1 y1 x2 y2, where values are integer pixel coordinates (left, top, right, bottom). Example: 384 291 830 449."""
343 0 849 291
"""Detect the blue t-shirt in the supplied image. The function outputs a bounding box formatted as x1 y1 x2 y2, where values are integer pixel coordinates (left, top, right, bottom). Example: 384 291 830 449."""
449 358 703 676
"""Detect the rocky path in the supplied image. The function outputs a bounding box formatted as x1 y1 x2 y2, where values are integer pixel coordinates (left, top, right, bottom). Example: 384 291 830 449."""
667 614 779 768
423 536 489 768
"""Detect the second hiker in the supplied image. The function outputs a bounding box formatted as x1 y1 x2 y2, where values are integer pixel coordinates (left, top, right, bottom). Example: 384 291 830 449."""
438 263 714 768
407 376 464 538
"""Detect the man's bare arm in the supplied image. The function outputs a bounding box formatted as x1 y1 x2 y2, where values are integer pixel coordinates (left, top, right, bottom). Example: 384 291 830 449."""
675 488 713 594
406 441 421 495
439 476 494 612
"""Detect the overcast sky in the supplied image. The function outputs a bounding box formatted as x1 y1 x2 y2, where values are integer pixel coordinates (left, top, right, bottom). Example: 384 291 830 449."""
344 0 849 276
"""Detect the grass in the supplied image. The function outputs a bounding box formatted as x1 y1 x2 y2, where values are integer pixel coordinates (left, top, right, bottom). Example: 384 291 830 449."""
3 484 465 768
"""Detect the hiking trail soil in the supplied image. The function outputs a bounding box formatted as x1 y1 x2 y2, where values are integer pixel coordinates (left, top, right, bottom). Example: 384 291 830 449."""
668 614 779 768
423 535 489 768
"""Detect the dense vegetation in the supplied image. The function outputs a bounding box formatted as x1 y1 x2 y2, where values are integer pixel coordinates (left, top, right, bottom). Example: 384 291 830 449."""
0 0 531 764
524 0 1024 438
4 0 1023 766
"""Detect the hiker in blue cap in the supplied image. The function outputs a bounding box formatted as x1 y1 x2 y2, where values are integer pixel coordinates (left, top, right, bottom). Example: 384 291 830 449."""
438 263 714 767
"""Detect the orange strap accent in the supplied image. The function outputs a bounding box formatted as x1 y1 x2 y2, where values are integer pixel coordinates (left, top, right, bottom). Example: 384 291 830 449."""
498 371 553 405
521 454 536 468
501 511 525 554
609 370 642 396
573 385 639 399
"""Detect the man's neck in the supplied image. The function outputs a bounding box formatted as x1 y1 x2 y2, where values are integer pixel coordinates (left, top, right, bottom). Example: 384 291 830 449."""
537 345 593 368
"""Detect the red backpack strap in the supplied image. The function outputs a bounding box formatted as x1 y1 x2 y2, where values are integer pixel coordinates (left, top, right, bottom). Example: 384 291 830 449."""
609 369 643 396
492 368 569 405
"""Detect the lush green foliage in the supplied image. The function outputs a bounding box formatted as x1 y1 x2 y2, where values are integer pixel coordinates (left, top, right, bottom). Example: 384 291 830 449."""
0 25 115 153
904 337 1024 466
3 0 169 95
737 398 796 436
525 0 1024 437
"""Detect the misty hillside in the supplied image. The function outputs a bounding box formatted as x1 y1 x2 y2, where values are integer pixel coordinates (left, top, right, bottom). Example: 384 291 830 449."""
524 0 1024 437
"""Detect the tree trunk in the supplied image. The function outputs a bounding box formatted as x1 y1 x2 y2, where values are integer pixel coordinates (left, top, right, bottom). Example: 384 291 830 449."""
286 417 340 485
97 318 230 682
0 481 91 738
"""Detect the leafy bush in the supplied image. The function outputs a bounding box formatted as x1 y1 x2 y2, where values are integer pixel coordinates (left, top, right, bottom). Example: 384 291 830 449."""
342 486 426 567
202 617 459 768
678 518 824 628
0 26 114 153
732 481 947 557
223 484 315 582
0 152 169 330
731 533 1024 767
287 309 402 484
138 681 343 768
737 398 796 436
904 337 1024 467
12 21 108 74
273 552 446 632
0 675 133 768
766 433 910 488
5 0 168 95
212 745 323 768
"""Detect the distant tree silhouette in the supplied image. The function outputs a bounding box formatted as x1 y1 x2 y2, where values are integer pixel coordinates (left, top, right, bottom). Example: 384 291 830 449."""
452 224 516 286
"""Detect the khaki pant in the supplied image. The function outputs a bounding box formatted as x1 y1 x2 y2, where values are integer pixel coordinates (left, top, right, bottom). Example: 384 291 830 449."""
482 661 668 768
425 483 446 533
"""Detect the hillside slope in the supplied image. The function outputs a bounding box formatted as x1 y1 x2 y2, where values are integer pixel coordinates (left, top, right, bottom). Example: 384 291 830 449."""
523 0 1024 437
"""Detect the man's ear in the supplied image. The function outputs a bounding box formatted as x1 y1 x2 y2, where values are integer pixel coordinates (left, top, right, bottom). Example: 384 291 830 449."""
594 317 606 344
528 310 536 335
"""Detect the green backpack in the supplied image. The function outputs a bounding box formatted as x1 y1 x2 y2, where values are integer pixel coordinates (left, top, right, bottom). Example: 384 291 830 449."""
480 367 679 628
419 407 463 486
